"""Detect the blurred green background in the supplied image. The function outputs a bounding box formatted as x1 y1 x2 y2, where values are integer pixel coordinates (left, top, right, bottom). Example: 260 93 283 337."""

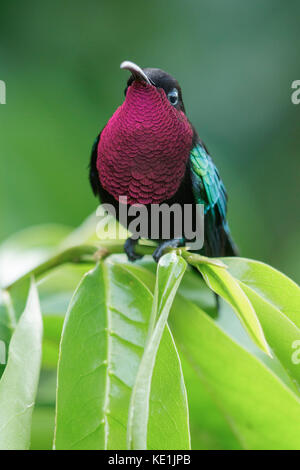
1 0 299 284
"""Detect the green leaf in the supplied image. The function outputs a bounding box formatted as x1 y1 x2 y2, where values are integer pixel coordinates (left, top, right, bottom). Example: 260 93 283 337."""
127 253 188 450
180 355 242 450
54 257 189 450
146 326 190 450
0 290 13 356
197 262 271 356
224 257 300 328
0 279 43 450
224 257 300 392
121 257 300 446
0 278 32 379
169 294 300 450
54 261 151 450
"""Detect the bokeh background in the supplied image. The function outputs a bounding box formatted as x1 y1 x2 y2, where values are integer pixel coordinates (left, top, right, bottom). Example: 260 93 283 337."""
0 0 300 451
1 0 300 280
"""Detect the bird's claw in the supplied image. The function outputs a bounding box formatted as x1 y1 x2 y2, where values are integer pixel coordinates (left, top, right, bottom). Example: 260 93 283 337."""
152 239 183 263
124 237 143 262
127 251 143 262
152 245 165 263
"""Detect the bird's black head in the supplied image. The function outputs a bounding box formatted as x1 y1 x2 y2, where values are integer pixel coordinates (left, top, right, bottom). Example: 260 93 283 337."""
124 64 185 113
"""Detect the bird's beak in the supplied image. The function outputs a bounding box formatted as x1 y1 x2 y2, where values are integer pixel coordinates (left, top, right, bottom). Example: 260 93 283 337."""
120 60 152 85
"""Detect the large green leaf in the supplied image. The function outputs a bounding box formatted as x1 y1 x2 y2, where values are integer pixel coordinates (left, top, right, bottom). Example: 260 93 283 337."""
114 258 237 450
54 261 151 450
197 262 271 355
222 258 300 393
112 260 244 450
0 279 43 450
180 355 242 450
169 294 300 450
116 258 296 376
110 256 300 448
127 253 189 450
54 258 189 450
240 284 300 393
224 257 300 328
146 327 190 450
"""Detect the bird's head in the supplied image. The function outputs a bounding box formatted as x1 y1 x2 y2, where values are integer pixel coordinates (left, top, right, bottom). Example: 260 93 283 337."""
122 60 186 113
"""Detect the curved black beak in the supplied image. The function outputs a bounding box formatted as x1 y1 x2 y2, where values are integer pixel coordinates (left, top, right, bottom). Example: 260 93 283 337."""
120 60 152 85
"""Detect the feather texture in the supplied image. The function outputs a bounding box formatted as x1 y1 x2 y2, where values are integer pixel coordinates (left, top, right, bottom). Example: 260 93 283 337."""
190 143 227 219
190 142 237 256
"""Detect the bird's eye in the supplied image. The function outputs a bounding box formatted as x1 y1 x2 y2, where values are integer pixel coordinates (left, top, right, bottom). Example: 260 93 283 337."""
167 88 179 106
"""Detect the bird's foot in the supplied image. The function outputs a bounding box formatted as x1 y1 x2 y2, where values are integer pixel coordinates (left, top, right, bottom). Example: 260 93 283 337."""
153 239 184 263
124 237 143 262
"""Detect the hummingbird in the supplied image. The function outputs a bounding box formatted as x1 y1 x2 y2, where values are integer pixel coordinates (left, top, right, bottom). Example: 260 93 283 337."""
89 61 238 262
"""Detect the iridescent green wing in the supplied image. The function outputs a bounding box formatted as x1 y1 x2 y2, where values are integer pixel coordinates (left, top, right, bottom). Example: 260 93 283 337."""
190 142 227 222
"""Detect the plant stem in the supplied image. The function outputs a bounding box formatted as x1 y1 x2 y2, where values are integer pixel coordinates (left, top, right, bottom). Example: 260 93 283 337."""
179 250 227 269
4 240 227 291
4 241 155 290
5 245 98 290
